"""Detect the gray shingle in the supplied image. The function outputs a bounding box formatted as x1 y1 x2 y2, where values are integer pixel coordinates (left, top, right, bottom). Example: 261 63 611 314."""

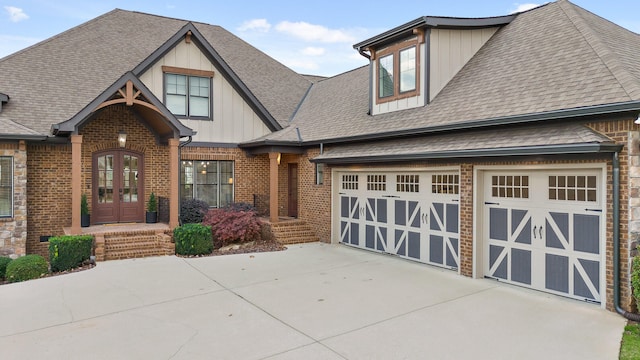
269 0 640 145
0 9 311 135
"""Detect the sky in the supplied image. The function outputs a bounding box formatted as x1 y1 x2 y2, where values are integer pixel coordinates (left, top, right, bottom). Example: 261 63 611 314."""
1 1 640 77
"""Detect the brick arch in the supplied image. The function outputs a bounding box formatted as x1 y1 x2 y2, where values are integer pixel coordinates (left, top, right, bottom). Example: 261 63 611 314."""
87 142 147 154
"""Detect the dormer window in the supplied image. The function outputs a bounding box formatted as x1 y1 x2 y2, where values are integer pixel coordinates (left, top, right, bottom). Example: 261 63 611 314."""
375 38 420 104
162 66 214 120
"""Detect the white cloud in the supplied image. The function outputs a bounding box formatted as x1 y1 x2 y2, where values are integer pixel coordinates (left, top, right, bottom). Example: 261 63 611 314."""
301 47 325 56
4 6 29 22
510 3 541 14
275 21 355 43
238 19 271 33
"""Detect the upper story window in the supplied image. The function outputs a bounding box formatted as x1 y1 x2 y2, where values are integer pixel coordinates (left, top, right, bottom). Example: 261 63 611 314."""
162 66 214 120
375 37 421 104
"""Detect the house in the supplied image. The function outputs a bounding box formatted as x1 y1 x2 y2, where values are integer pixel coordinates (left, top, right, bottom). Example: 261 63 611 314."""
0 0 638 314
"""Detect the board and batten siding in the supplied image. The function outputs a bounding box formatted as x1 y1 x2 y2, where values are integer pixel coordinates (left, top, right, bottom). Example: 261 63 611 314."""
429 27 499 101
139 40 272 144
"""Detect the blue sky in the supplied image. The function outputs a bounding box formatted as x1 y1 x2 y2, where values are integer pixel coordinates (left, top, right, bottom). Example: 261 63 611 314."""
1 1 640 76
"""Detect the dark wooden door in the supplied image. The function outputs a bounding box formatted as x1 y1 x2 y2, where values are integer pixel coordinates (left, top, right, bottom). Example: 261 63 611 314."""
93 150 144 224
288 164 298 218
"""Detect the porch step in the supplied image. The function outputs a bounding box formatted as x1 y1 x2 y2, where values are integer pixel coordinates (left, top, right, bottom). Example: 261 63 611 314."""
269 220 319 245
96 229 174 261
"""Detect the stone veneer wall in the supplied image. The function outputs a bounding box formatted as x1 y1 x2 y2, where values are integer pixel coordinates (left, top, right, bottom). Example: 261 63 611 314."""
0 141 27 258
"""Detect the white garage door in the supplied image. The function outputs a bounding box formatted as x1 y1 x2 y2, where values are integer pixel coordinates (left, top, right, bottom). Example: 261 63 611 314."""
338 171 460 270
483 169 603 302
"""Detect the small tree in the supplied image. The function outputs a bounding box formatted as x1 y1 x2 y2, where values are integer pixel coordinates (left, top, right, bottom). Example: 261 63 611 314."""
147 192 157 212
80 194 89 215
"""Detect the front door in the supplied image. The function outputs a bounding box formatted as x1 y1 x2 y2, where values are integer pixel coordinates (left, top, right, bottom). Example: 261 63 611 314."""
93 150 144 224
288 164 298 217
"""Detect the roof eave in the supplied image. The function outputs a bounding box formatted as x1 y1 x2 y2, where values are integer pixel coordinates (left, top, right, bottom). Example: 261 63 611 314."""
353 14 516 51
311 143 623 164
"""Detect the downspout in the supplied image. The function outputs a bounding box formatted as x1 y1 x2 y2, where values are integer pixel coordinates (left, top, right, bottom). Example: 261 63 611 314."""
614 150 640 320
177 136 193 225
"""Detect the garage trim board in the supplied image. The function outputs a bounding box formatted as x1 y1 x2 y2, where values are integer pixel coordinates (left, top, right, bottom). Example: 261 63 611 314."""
333 168 460 271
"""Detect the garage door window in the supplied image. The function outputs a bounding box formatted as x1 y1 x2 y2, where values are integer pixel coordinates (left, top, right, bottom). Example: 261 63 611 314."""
548 175 597 202
397 174 419 192
367 175 387 191
342 175 358 190
432 174 459 194
492 175 529 198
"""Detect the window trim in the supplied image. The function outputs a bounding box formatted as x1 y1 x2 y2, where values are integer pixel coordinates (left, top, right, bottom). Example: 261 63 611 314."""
374 37 421 105
0 156 13 218
315 163 324 185
162 66 214 120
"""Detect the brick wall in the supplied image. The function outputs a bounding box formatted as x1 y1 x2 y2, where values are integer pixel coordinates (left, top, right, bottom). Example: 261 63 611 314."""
27 143 71 258
0 141 27 258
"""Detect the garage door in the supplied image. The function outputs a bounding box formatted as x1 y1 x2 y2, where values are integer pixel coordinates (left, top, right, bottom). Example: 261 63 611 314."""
483 169 603 302
338 171 460 270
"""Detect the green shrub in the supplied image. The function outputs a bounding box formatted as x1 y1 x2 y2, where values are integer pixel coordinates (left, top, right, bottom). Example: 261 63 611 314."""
632 254 640 304
49 235 93 272
0 257 12 279
174 223 213 256
180 199 209 224
5 255 48 283
81 194 89 215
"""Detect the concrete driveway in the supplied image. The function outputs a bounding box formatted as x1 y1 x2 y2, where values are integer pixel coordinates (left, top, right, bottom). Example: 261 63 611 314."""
0 243 624 359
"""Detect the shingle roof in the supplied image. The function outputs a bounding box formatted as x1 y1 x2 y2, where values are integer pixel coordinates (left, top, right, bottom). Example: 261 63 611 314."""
313 123 616 163
0 9 311 135
255 0 640 145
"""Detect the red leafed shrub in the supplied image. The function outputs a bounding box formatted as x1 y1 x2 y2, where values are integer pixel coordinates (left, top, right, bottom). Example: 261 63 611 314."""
203 208 262 248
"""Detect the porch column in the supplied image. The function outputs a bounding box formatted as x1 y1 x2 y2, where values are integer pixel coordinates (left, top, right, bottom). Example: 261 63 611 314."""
269 152 279 223
70 134 83 234
169 138 180 229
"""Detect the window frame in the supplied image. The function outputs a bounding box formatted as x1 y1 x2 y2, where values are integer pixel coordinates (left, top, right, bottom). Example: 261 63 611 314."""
162 66 214 120
374 37 421 104
315 163 324 185
180 160 234 208
0 156 13 218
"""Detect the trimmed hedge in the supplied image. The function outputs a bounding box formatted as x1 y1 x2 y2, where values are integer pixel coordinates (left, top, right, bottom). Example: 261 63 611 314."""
5 255 48 283
49 235 93 272
0 257 12 280
174 223 213 256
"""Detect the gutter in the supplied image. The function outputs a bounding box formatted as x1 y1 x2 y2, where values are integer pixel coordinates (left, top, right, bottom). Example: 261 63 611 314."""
613 150 640 321
310 143 622 164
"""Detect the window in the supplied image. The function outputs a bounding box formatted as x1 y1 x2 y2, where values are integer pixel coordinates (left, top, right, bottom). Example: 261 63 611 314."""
432 174 459 195
397 174 419 193
376 38 420 103
181 160 234 207
315 163 324 185
342 175 358 190
492 175 529 199
548 175 597 202
0 157 12 217
163 66 214 119
367 175 387 191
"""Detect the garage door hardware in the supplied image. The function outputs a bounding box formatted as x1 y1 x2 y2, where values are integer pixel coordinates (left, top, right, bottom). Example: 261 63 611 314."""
585 208 602 212
484 201 500 205
382 195 400 198
532 226 543 239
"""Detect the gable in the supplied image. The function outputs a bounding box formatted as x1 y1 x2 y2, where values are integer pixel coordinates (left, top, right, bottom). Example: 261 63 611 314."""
139 38 272 143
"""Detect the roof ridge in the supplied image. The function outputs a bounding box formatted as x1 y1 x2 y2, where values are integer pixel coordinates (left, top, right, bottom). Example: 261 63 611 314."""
558 0 640 100
0 9 121 63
